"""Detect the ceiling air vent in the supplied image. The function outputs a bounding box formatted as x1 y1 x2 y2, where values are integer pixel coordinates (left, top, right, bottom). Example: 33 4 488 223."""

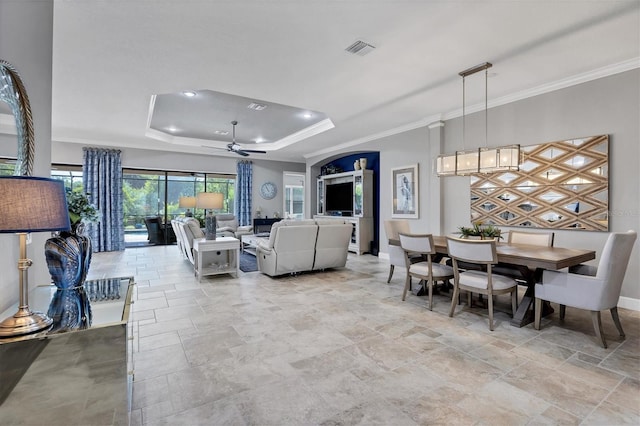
247 102 267 111
345 40 376 56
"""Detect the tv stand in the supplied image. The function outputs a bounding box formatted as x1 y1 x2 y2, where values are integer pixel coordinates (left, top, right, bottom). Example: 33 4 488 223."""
316 169 373 255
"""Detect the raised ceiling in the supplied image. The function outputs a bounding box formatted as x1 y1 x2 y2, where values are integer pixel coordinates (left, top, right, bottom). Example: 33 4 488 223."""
48 1 639 162
146 89 333 152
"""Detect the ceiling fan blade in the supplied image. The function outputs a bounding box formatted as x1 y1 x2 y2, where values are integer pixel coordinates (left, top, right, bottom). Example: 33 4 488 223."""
240 149 267 154
202 145 229 151
235 150 250 157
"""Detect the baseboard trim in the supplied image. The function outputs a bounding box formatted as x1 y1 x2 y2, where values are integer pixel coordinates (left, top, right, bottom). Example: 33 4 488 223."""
618 296 640 312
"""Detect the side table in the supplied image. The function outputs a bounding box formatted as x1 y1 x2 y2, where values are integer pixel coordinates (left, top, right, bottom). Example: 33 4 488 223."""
193 237 240 281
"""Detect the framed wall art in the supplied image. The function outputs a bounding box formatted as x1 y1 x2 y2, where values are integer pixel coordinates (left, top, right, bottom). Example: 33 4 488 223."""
391 164 418 218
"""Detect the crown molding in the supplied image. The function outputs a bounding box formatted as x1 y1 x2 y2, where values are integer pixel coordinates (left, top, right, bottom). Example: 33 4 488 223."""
443 57 640 120
304 114 441 159
306 58 639 159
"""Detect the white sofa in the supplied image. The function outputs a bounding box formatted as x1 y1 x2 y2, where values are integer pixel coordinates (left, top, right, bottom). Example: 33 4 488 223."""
171 217 205 265
256 219 352 276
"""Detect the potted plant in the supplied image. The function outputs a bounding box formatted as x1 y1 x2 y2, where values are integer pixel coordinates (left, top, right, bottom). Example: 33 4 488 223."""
457 222 502 240
65 188 99 234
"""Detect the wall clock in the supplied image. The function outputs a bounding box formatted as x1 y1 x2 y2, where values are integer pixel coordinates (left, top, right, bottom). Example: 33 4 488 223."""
260 181 277 200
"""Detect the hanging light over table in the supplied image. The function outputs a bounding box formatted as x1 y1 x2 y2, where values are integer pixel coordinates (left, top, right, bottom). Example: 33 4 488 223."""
436 62 521 176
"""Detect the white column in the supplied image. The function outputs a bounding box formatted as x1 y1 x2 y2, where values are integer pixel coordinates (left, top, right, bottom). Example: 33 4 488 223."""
427 121 445 235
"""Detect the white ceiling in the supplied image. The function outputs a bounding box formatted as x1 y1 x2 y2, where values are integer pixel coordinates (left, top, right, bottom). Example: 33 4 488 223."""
50 1 640 163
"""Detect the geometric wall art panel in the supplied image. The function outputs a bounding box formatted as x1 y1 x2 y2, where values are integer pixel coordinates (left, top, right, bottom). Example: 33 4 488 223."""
470 135 608 231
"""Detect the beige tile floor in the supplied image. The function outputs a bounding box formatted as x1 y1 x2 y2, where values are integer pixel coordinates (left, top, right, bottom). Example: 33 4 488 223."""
88 245 640 425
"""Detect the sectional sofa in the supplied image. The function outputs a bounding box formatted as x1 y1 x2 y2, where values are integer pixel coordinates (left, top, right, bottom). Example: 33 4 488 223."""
256 219 352 276
171 217 204 265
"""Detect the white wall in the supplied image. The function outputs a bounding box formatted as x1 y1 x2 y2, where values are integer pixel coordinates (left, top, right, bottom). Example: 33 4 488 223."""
0 1 54 314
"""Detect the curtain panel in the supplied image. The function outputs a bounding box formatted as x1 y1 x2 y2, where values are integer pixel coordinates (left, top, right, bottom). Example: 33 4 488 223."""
83 148 125 252
235 160 252 226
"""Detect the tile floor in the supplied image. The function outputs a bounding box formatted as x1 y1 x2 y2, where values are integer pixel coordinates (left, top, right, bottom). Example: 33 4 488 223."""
87 245 640 425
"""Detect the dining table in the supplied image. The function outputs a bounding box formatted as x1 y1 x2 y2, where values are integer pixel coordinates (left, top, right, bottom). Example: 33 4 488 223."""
389 235 596 327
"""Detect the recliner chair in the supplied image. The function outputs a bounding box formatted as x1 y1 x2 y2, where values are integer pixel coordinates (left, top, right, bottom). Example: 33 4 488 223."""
215 214 253 238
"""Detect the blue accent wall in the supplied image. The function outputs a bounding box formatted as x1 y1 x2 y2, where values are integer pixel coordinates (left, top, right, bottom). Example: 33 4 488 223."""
321 152 380 255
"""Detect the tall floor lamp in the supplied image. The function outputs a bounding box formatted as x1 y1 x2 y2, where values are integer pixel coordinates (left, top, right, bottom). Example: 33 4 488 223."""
196 192 223 240
0 177 71 337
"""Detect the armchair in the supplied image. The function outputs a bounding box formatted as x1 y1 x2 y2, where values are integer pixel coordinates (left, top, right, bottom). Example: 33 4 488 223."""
143 216 176 245
215 214 253 238
534 230 637 348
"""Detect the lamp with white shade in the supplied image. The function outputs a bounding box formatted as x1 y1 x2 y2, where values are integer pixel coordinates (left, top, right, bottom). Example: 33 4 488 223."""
196 192 223 240
0 176 71 337
179 196 196 217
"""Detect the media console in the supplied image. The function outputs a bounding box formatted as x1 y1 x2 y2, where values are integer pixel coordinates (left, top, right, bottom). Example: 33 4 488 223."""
316 169 373 254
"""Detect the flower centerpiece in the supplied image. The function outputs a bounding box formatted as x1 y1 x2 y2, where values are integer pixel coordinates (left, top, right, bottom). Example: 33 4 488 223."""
457 222 502 240
65 188 99 233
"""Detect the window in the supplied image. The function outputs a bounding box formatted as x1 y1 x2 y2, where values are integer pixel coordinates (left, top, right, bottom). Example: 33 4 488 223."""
51 165 84 191
49 164 236 247
283 172 305 219
122 169 235 237
0 158 16 176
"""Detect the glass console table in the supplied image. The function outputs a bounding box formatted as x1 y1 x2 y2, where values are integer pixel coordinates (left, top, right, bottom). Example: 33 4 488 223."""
0 277 134 425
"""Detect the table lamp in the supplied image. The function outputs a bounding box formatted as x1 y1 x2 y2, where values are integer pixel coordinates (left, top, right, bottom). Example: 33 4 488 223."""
0 176 71 337
179 196 196 217
196 192 223 240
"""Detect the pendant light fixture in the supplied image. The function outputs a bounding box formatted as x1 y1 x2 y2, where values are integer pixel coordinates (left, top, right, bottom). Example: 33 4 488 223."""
436 62 521 176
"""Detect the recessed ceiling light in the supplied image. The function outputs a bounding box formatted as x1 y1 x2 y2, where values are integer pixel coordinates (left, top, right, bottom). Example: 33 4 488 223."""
303 112 313 119
254 137 266 144
168 126 178 132
214 130 229 135
183 91 196 97
247 102 267 111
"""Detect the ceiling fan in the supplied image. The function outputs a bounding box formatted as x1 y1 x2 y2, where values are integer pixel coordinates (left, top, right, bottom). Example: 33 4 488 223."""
206 120 267 157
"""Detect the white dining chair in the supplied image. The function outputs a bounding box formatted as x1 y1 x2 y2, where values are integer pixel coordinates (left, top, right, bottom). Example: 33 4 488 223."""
508 230 555 247
534 230 637 348
383 220 421 284
447 237 518 330
399 233 454 310
493 230 555 283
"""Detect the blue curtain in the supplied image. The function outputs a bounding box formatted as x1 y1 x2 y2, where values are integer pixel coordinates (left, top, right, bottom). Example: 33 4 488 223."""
83 148 125 252
235 160 252 226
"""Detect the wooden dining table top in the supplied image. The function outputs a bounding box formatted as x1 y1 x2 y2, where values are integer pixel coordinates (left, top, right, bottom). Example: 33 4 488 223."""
390 235 596 271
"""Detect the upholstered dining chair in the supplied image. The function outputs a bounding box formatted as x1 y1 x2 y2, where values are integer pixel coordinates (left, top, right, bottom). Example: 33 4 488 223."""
447 237 518 331
383 220 421 283
493 230 555 283
508 230 555 246
534 230 637 348
398 233 454 310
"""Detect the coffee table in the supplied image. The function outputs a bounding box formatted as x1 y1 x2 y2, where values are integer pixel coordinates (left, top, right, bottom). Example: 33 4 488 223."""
241 233 269 256
193 237 239 281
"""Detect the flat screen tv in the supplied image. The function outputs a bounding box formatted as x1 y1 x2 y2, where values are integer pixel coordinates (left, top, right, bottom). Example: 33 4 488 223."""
325 182 353 214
